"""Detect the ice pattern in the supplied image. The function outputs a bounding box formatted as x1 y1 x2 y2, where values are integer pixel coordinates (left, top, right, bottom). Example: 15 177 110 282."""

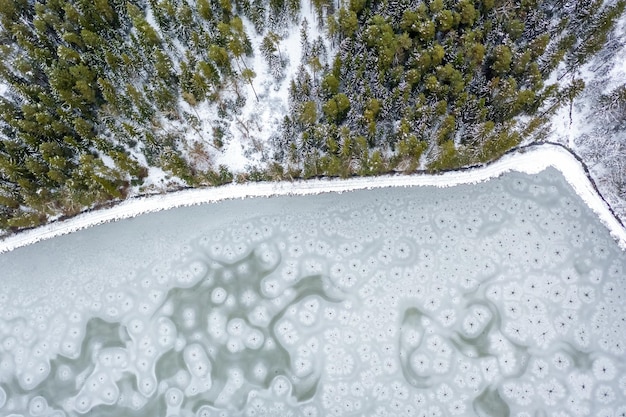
0 169 625 417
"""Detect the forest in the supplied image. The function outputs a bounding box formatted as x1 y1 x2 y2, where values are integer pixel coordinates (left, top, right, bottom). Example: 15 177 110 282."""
0 0 625 232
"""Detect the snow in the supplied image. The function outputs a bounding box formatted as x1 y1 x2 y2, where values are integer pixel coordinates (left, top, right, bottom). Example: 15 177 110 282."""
548 79 590 148
545 11 626 225
0 150 624 416
139 165 184 191
2 143 625 253
603 14 626 94
177 2 335 175
547 51 622 149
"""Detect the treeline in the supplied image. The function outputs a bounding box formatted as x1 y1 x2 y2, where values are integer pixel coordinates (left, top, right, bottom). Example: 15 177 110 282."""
0 0 295 230
275 0 625 177
0 0 624 233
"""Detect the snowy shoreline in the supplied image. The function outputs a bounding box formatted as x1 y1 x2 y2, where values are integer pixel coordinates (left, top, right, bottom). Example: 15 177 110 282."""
2 143 625 253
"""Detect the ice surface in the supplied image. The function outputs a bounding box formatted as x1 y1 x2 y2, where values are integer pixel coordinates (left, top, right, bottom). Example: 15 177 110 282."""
0 168 625 417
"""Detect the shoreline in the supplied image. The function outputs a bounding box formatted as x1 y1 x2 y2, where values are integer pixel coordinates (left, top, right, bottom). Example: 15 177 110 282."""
2 143 625 253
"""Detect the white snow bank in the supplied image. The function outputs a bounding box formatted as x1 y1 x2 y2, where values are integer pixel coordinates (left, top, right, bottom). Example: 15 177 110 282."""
1 144 625 253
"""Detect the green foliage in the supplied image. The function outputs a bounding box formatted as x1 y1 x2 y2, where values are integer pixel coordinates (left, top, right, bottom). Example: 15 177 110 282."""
197 0 212 19
0 0 244 231
457 0 477 26
161 149 195 184
428 140 464 172
1 0 624 234
437 9 456 33
321 74 339 96
436 115 456 144
429 0 444 14
364 15 396 70
261 32 282 60
337 8 359 38
323 94 350 123
431 43 445 66
209 45 231 71
299 101 318 126
479 127 521 163
279 0 625 180
507 19 525 40
364 98 381 122
127 3 161 47
395 134 427 171
349 0 367 14
6 212 46 229
490 45 512 76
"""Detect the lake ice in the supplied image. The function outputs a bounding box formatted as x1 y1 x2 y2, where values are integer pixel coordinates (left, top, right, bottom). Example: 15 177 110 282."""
0 168 625 417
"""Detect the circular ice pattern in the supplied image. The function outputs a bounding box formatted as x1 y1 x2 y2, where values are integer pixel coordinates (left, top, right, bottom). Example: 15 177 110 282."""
0 171 624 417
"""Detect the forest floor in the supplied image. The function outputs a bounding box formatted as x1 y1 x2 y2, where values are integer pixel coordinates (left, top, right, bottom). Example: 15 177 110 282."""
546 12 626 226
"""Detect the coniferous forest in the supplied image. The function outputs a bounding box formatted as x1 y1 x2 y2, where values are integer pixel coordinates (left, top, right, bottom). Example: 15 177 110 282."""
0 0 625 232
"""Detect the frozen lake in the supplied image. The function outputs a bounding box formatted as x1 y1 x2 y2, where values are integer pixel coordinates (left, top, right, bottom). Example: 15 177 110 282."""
0 167 625 417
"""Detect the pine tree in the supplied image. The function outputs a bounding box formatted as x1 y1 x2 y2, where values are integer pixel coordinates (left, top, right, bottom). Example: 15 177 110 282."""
457 0 477 26
490 45 512 76
337 8 358 39
197 0 212 20
241 68 259 101
299 101 318 126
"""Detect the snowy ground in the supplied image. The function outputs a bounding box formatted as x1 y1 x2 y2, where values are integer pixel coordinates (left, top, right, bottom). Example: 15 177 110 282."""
548 13 626 148
545 11 626 225
173 1 333 174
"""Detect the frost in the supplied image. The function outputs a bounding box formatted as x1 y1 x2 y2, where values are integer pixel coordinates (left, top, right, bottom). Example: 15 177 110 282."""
0 168 625 416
